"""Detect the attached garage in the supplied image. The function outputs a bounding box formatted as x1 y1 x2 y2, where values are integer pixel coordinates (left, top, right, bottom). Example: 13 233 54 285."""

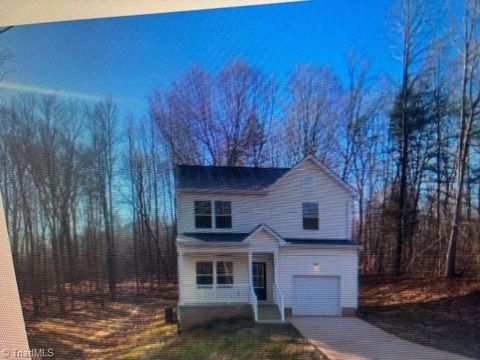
292 275 341 316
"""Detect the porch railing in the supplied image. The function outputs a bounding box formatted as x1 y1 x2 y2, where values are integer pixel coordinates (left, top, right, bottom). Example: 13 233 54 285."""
249 284 258 322
273 282 285 321
183 284 250 304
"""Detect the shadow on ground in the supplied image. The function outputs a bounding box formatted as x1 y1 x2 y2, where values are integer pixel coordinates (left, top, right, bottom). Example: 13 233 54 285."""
359 279 480 359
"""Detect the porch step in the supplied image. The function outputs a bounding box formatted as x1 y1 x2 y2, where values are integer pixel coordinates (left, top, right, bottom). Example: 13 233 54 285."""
258 304 282 321
257 319 285 324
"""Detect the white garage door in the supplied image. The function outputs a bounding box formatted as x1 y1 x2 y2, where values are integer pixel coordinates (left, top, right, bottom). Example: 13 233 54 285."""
293 276 341 316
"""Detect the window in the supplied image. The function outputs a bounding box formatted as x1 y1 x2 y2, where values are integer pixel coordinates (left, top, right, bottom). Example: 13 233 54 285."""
196 261 234 288
215 201 232 229
216 261 233 287
196 262 213 286
302 202 319 230
303 176 315 192
194 201 212 228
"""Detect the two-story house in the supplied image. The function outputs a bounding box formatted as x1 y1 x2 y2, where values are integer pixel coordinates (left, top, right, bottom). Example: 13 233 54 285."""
176 155 360 330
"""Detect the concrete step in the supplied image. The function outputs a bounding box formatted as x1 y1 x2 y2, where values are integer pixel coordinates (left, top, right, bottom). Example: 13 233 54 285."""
258 304 281 321
259 313 280 318
258 316 282 321
259 314 280 318
257 319 285 324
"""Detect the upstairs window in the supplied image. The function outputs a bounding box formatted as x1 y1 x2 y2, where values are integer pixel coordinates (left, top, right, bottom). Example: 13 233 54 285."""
215 201 232 229
196 261 213 286
216 261 234 287
302 202 319 230
195 201 212 228
303 176 315 192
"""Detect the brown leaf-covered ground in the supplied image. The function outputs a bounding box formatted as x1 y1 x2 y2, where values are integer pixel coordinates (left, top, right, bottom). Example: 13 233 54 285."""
25 277 480 359
25 282 324 360
359 276 480 359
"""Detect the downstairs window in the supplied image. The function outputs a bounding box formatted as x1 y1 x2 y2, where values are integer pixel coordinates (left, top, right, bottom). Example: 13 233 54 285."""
196 261 213 287
216 261 234 287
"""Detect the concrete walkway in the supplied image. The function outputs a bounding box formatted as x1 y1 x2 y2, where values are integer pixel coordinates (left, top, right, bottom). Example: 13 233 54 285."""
290 317 471 360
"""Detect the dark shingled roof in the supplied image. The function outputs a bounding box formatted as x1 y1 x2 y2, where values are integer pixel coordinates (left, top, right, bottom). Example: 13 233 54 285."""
176 165 290 191
284 238 355 245
182 232 249 242
181 232 356 246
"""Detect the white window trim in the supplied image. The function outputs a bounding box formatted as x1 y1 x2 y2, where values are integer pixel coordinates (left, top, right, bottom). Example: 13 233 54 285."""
194 200 213 229
196 261 214 288
194 200 233 229
195 260 234 289
302 202 320 230
214 201 232 229
216 260 234 288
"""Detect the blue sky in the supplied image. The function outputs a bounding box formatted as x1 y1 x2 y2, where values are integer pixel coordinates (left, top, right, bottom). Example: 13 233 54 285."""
0 0 395 118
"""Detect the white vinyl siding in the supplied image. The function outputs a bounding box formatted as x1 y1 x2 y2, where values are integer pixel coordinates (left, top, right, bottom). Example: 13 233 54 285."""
276 247 358 310
182 254 249 304
303 175 315 192
178 159 353 240
179 246 358 308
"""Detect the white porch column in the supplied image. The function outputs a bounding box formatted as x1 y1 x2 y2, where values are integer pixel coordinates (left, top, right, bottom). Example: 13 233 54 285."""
177 249 185 305
273 252 279 284
248 252 253 289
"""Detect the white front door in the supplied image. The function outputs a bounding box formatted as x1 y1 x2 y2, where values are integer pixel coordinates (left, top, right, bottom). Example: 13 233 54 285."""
292 276 341 316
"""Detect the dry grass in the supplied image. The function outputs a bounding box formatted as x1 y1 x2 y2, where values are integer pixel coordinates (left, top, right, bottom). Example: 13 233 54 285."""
25 283 325 360
26 284 178 359
359 276 480 359
121 321 325 360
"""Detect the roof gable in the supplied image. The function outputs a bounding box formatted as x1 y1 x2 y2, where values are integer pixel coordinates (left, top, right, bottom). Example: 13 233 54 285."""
176 155 355 195
267 155 356 196
244 224 286 245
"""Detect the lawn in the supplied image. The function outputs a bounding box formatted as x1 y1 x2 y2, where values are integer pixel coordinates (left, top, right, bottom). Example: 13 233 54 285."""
122 320 325 360
25 283 325 360
359 276 480 359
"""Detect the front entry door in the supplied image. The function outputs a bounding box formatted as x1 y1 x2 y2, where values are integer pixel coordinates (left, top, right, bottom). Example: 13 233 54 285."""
252 262 267 301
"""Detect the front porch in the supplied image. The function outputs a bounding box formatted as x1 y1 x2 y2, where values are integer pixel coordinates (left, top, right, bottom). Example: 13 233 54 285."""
177 249 285 324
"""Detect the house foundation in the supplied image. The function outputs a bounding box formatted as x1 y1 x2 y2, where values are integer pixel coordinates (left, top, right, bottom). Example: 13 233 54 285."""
178 304 253 331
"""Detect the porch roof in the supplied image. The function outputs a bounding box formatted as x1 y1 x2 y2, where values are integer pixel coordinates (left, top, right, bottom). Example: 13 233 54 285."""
284 238 354 245
179 232 356 246
181 232 249 242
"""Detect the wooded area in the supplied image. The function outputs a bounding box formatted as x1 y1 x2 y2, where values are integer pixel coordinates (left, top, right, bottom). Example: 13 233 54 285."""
1 0 480 316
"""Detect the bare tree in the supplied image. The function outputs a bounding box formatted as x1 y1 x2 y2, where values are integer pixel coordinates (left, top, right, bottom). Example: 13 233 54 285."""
217 59 278 166
284 65 343 167
445 0 480 277
390 0 434 275
152 60 277 167
89 100 118 298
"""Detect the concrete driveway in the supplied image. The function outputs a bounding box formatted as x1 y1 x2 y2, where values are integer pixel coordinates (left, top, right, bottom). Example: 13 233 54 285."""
290 317 471 360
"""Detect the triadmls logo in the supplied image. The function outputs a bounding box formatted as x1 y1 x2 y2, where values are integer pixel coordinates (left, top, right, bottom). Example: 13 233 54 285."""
1 348 54 358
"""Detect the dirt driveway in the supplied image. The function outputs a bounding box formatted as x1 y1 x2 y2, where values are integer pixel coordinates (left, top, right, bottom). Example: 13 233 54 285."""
290 317 471 360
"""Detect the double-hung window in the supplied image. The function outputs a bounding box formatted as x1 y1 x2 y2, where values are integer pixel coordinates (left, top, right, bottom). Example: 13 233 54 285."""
194 200 232 229
216 261 233 287
195 261 234 288
196 262 213 287
194 200 212 228
215 201 232 229
302 202 319 230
